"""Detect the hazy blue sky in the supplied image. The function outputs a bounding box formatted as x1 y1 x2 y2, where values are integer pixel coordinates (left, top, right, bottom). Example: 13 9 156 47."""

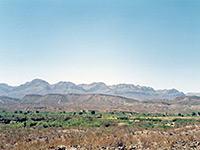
0 0 200 93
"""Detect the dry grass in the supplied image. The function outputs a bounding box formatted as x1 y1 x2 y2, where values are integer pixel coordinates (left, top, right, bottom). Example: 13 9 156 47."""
1 123 200 150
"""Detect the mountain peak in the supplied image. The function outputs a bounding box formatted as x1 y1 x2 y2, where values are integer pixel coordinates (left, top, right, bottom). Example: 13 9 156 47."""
30 79 49 84
89 82 107 86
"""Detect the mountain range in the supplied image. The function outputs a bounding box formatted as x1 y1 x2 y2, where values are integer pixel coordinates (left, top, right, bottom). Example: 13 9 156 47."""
0 79 185 100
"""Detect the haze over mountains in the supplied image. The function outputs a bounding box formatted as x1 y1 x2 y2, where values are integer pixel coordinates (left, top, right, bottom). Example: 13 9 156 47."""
187 93 200 97
0 79 185 100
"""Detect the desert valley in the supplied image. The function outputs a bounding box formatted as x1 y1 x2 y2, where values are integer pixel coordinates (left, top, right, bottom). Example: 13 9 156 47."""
0 79 200 149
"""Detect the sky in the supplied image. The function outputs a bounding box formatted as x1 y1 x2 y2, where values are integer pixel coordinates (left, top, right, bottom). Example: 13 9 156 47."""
0 0 200 93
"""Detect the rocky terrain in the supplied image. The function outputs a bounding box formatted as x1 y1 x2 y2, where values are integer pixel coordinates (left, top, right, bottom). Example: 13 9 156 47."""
0 79 185 100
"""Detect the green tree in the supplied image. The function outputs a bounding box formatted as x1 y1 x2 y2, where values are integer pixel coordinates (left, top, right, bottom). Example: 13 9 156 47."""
178 113 182 116
79 112 83 115
192 112 197 116
91 110 96 115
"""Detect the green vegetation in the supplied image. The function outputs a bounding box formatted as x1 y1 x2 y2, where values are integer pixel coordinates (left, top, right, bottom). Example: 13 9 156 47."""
192 112 197 116
0 111 200 129
1 111 200 150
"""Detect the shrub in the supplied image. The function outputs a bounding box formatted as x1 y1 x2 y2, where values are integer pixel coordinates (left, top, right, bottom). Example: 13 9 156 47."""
26 120 37 127
117 116 128 120
79 112 83 115
64 116 71 121
91 110 95 115
192 112 197 116
97 114 102 118
82 110 86 113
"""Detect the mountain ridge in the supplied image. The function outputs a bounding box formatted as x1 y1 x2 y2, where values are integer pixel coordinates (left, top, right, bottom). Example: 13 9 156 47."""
0 79 185 100
1 94 200 114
